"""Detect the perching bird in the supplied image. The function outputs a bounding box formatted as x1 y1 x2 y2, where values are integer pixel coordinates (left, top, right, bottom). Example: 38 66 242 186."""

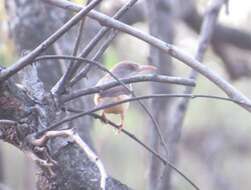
94 61 157 131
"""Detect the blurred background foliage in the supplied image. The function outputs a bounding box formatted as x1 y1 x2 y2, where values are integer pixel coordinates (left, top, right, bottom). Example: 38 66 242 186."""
1 0 251 190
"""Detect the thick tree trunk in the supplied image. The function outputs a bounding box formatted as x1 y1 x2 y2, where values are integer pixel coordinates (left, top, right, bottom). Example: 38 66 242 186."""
146 0 174 189
1 0 131 189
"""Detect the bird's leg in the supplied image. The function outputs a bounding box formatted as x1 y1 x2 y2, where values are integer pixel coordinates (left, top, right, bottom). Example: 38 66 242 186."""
101 111 108 124
118 112 125 133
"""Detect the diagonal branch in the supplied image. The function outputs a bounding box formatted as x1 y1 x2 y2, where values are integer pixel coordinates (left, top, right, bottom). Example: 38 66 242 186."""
165 1 226 188
54 0 139 92
36 93 251 137
70 0 139 82
90 114 198 190
32 129 107 190
67 110 200 190
0 0 102 82
52 0 101 95
170 0 227 157
61 74 195 103
35 54 187 157
34 55 195 98
41 0 251 113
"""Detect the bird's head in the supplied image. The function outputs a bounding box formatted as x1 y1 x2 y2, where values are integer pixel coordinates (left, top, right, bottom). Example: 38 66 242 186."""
111 61 157 78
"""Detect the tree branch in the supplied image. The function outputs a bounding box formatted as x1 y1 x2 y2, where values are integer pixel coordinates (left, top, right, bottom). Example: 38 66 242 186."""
0 0 103 82
51 0 101 95
41 0 251 113
167 0 226 187
37 93 251 137
32 129 107 190
54 0 139 91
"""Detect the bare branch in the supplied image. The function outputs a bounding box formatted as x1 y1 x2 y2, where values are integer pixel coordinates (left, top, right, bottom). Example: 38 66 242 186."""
0 0 103 82
53 0 139 91
65 109 200 190
166 1 226 187
170 0 226 159
36 53 188 162
36 93 251 137
182 0 251 51
32 129 107 190
164 1 225 188
41 0 251 113
87 114 198 190
51 0 99 95
70 29 119 85
73 0 139 80
33 54 195 96
62 75 194 102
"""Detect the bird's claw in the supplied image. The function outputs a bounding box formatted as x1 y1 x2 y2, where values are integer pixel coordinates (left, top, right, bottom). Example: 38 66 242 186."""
101 113 108 124
118 124 123 132
113 124 123 135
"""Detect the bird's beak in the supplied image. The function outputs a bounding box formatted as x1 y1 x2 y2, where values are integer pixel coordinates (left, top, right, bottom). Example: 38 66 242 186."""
138 65 157 73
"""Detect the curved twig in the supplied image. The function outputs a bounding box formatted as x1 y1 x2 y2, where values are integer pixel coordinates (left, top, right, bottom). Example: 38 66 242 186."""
42 0 251 112
36 93 251 137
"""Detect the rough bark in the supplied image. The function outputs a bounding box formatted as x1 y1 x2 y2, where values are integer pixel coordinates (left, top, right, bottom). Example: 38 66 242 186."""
2 0 131 189
146 0 174 189
112 0 251 81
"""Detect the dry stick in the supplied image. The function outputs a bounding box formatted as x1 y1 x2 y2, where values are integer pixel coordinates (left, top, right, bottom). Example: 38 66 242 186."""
171 0 227 146
70 30 119 85
52 0 97 95
34 54 195 93
93 36 173 155
65 107 199 190
71 24 171 159
36 55 190 155
42 0 251 113
0 0 103 82
70 0 139 83
54 0 139 90
160 0 227 187
34 92 251 190
62 74 195 102
36 54 182 155
36 93 251 138
32 129 107 190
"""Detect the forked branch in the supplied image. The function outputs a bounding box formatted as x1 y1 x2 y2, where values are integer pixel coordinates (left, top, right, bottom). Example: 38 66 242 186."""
40 0 251 112
32 129 107 190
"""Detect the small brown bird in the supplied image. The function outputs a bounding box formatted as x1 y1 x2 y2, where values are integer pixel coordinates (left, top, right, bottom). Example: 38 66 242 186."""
94 61 157 131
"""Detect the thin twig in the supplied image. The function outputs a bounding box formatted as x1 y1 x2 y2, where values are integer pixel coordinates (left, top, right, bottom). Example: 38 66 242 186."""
36 93 251 137
70 30 119 85
162 0 226 185
52 0 140 94
36 54 181 157
66 108 199 190
170 0 228 156
54 0 139 89
0 0 102 82
52 0 96 95
63 74 195 102
35 54 191 155
34 54 195 97
42 0 251 112
67 5 172 160
32 129 107 189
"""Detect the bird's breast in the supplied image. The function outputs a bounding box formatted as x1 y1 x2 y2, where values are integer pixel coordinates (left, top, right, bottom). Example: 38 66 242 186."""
94 94 130 114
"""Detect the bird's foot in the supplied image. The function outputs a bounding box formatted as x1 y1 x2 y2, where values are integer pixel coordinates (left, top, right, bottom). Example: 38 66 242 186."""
101 113 109 125
114 124 123 135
